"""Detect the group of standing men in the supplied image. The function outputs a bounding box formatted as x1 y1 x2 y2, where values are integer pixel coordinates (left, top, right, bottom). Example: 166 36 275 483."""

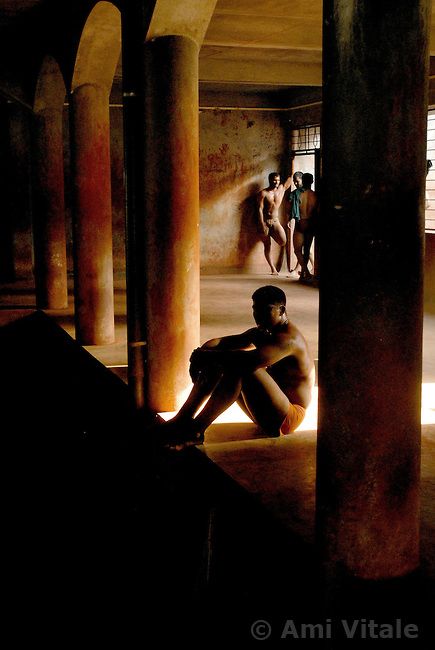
257 170 319 281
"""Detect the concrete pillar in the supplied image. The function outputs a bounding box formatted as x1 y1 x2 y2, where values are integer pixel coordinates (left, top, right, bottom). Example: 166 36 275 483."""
121 0 148 414
0 103 34 280
316 0 430 579
32 107 68 309
70 83 115 345
144 35 200 412
0 102 15 282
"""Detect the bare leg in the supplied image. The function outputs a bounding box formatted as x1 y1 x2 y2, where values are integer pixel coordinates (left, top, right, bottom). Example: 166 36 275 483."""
275 246 285 273
236 393 255 420
293 227 307 276
148 366 222 447
193 370 244 434
303 230 315 275
286 220 295 273
154 370 244 449
263 235 279 275
157 367 291 449
270 222 287 247
241 369 289 436
172 367 223 423
294 223 313 280
266 222 287 275
194 368 290 435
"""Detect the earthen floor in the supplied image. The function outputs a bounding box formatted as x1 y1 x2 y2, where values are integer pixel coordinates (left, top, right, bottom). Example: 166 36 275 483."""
1 273 435 585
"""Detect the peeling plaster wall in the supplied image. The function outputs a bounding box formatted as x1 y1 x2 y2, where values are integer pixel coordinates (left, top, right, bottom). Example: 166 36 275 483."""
199 109 290 273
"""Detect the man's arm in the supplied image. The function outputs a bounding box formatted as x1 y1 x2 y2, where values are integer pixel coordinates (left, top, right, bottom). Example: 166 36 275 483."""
282 175 293 191
189 329 256 381
191 331 295 375
201 328 256 350
257 192 269 235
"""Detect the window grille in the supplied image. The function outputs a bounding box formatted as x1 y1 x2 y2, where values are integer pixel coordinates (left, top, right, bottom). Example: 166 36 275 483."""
291 124 321 154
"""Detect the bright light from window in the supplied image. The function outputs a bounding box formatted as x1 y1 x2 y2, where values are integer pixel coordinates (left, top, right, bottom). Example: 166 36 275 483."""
422 383 435 425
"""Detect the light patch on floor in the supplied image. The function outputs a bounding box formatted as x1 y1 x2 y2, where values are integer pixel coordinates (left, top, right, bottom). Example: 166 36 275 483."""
159 383 435 429
422 382 435 425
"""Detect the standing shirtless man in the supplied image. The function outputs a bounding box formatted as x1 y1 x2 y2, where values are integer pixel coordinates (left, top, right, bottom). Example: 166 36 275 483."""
152 285 315 450
257 172 293 275
290 172 319 282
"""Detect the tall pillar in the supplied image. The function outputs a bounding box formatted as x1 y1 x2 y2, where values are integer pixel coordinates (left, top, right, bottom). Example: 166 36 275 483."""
144 35 200 412
32 106 68 309
316 0 430 579
1 103 34 280
121 0 148 414
0 102 15 281
70 83 115 345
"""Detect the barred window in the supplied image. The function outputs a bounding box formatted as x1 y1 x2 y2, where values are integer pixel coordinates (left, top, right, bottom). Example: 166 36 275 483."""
291 124 321 154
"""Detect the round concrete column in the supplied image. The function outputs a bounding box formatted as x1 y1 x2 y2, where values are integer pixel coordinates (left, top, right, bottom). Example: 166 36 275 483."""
0 103 16 281
144 35 200 412
70 83 115 345
316 0 430 579
32 107 68 309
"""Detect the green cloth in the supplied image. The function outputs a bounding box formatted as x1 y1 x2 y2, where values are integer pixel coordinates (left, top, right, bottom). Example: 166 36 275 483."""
290 187 305 221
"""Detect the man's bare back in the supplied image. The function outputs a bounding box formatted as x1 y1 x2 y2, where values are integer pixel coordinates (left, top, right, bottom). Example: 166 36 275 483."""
299 188 318 222
292 173 319 281
251 321 314 409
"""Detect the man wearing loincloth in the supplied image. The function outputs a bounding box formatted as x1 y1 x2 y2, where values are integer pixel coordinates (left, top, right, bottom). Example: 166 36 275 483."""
257 172 293 275
152 285 315 450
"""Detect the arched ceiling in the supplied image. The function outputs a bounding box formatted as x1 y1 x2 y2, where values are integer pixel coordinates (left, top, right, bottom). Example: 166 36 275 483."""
1 0 435 100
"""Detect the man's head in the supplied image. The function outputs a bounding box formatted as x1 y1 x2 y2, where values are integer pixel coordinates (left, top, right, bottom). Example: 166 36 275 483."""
302 172 314 189
293 171 303 188
268 172 281 188
251 285 287 329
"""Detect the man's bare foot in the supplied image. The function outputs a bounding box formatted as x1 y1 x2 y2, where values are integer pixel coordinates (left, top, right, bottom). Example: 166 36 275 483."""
153 418 204 451
299 271 313 283
270 269 280 276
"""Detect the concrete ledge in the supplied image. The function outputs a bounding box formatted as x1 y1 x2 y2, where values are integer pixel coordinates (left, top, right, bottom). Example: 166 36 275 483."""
202 423 435 580
202 429 317 545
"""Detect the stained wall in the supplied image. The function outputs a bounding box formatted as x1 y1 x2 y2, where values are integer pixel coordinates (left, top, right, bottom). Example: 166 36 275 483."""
199 108 290 273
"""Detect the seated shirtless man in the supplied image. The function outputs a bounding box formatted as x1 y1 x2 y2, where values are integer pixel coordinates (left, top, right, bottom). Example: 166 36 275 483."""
154 285 315 450
257 172 293 275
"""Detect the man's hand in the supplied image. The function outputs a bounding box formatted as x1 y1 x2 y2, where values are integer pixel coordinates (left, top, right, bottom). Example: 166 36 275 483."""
258 220 269 236
189 347 203 381
189 347 203 365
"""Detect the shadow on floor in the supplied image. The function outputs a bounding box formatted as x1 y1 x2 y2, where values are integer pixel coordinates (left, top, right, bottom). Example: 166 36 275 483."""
1 310 434 646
